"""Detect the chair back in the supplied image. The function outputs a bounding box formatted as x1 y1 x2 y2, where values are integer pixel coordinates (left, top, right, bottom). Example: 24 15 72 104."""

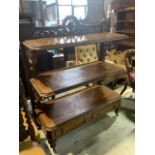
75 44 98 65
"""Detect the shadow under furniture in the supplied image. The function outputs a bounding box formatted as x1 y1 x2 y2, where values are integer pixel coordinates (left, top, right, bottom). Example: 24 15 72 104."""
21 15 128 95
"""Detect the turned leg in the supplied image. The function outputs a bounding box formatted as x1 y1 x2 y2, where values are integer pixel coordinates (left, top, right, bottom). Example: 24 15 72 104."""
120 83 127 95
46 132 57 153
52 95 55 99
115 107 120 116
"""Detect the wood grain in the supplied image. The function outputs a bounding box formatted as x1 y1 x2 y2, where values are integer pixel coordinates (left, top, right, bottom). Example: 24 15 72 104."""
35 85 121 130
23 32 128 51
30 78 53 97
30 61 125 97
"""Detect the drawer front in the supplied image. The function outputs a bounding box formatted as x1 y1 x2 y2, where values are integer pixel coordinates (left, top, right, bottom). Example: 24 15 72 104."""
54 101 120 138
93 101 120 119
55 117 84 138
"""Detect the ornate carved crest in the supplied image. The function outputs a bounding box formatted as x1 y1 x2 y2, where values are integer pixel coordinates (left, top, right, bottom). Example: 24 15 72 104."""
32 16 109 38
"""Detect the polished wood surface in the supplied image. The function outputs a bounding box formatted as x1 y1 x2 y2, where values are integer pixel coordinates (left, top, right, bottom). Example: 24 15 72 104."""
30 61 125 99
35 85 121 150
36 85 121 129
23 32 128 93
23 32 128 51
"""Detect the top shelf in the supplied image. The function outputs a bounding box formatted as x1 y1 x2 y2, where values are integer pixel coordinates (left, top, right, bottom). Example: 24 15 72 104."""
116 7 135 13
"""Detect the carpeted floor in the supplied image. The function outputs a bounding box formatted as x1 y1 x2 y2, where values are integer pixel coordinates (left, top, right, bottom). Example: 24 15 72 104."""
39 85 135 155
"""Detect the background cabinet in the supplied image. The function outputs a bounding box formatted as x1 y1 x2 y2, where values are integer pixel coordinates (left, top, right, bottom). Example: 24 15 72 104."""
116 6 135 50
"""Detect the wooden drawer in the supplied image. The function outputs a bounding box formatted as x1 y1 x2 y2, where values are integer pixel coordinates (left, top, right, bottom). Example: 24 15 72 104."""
93 102 120 119
61 117 84 136
84 114 92 123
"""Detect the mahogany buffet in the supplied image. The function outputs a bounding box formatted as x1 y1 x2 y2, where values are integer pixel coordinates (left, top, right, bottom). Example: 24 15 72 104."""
29 61 124 151
23 32 128 80
22 32 127 152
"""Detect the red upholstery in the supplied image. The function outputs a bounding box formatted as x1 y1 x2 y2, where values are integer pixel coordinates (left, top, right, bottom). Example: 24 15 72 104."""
120 49 135 95
129 71 135 81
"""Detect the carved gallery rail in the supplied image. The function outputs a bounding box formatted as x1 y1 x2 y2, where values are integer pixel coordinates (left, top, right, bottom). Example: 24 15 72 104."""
29 61 124 152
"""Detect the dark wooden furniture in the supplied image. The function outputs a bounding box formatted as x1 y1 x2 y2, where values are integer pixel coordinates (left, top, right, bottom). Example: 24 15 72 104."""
19 13 34 42
30 61 125 103
19 13 34 96
116 6 135 50
21 15 127 95
29 61 124 152
23 32 127 88
35 85 121 151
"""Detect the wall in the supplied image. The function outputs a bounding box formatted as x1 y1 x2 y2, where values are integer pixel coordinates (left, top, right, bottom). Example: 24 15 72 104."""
87 0 105 23
86 0 115 23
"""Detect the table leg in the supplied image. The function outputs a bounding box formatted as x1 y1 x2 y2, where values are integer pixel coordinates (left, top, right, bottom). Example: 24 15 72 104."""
47 132 57 153
115 103 121 116
115 108 119 116
99 42 108 61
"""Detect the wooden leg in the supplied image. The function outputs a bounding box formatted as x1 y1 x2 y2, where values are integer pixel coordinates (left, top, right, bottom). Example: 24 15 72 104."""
52 95 55 99
97 81 102 85
115 108 119 116
113 80 118 89
46 132 57 153
120 83 127 95
99 43 107 61
111 81 116 90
